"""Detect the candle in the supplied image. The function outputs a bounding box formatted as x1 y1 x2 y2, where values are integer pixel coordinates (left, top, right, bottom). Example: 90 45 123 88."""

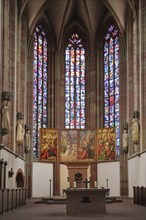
74 181 76 188
94 181 97 188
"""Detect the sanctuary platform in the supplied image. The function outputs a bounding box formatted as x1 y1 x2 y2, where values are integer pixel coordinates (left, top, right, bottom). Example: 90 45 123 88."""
63 188 109 216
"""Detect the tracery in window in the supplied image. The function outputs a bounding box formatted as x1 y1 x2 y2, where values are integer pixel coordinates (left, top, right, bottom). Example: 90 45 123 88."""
33 24 48 157
104 25 120 156
65 33 85 129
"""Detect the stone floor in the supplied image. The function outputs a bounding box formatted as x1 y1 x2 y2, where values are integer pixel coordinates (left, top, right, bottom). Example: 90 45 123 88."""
0 197 146 220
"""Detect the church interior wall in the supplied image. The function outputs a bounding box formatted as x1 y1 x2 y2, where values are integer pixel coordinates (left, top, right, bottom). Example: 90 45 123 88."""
32 162 53 198
98 161 120 197
128 152 146 197
1 149 25 188
60 164 69 197
141 0 146 149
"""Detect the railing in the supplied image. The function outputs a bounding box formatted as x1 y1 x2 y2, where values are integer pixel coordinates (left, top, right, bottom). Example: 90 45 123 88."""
0 188 27 215
133 186 146 207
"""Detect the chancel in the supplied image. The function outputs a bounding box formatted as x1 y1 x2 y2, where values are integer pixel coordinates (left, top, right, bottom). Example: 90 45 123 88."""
0 0 146 219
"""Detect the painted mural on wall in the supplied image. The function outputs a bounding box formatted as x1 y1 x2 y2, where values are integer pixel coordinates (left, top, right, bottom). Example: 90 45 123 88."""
40 128 58 161
78 130 96 162
97 127 116 161
60 130 77 162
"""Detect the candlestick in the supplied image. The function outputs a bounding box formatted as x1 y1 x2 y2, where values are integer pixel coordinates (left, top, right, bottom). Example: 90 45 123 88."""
106 178 109 189
49 179 52 199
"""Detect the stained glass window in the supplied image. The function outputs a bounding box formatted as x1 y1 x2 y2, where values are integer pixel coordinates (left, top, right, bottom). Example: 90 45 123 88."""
65 34 85 129
104 25 120 156
33 24 48 157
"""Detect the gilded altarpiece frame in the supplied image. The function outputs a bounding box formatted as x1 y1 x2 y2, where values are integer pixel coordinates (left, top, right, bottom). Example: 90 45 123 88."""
97 127 116 161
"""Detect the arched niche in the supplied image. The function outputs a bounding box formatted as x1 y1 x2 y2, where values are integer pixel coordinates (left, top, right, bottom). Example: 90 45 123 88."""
16 169 24 188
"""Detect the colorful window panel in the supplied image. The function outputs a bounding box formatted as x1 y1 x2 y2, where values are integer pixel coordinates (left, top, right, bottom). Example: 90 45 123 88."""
104 25 120 156
33 25 48 157
65 34 85 129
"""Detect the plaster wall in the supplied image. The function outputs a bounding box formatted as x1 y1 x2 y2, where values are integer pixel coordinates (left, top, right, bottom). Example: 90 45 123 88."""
128 152 146 197
32 162 121 197
32 162 53 198
98 161 120 197
60 164 68 196
0 148 25 188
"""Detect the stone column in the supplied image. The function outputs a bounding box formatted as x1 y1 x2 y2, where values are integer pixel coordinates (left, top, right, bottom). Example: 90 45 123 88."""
85 50 97 129
119 23 128 196
53 163 60 195
130 0 140 154
2 0 10 90
55 51 64 128
141 0 146 150
133 15 139 110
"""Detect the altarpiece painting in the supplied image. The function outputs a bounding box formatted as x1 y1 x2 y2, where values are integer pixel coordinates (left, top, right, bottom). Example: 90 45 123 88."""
97 127 116 161
78 130 96 162
39 128 115 163
39 128 58 162
59 130 77 162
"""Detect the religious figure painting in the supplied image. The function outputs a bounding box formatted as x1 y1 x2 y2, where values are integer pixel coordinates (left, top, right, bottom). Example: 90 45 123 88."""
60 130 77 162
78 130 96 162
97 127 116 161
39 128 58 162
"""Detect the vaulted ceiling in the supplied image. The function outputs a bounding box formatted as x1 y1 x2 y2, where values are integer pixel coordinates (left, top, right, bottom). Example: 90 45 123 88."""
27 0 127 48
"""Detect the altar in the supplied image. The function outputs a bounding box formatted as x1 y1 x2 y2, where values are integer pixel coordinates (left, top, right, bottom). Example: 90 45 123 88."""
63 188 109 216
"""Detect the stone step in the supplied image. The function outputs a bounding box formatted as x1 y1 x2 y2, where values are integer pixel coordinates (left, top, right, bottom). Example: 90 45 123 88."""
35 196 123 204
106 196 123 203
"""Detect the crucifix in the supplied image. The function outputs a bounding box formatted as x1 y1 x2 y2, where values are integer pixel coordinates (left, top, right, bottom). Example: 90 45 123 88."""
83 178 90 188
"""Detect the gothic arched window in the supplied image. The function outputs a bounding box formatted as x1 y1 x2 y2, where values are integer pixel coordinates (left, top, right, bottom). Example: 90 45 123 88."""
65 33 85 129
104 25 120 156
33 24 48 157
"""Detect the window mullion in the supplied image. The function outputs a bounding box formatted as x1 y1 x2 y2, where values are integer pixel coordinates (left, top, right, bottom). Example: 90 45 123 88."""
36 33 39 156
79 47 81 128
69 48 71 128
74 47 77 129
113 36 116 127
108 39 110 127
